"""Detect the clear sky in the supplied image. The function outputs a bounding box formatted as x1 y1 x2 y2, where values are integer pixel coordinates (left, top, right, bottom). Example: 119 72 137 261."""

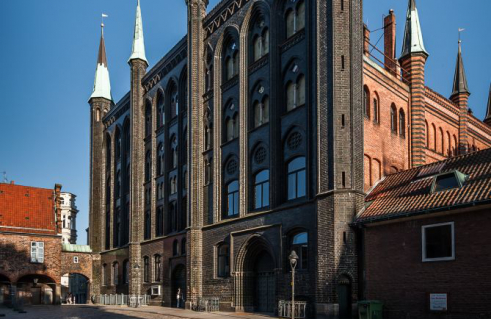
0 0 489 245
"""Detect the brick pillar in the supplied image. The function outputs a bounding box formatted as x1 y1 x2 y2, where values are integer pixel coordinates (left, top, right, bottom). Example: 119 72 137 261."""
363 24 370 57
54 184 62 234
451 92 470 154
400 54 428 166
185 0 208 307
384 10 397 76
128 58 148 295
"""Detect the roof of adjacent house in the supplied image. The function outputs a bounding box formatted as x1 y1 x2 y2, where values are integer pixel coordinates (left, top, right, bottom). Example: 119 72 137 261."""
356 148 491 224
0 183 57 234
62 243 92 253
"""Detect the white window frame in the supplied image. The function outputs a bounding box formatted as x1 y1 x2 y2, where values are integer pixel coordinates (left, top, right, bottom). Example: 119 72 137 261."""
422 222 455 262
73 256 79 264
30 241 44 263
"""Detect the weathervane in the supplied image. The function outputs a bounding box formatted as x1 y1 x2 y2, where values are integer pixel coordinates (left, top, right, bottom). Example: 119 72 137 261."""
458 28 465 42
101 13 109 28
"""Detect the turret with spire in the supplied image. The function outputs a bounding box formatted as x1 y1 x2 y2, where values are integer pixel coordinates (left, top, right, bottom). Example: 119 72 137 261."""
127 0 148 297
399 0 429 167
90 24 113 102
450 40 471 154
485 84 491 126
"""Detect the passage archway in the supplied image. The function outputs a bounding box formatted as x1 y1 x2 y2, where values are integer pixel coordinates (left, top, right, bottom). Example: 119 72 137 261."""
235 236 276 314
171 264 186 308
17 274 56 305
0 274 11 305
337 275 352 319
61 273 89 304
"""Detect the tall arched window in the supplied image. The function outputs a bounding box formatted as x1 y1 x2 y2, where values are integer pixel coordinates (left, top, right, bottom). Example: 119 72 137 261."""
287 157 306 200
115 129 122 160
440 128 444 154
432 124 436 151
115 170 121 199
156 206 164 237
145 101 152 137
399 109 405 137
113 262 119 285
181 238 187 255
286 75 306 112
363 86 370 118
144 210 151 240
217 243 230 278
447 132 451 156
223 36 239 81
170 85 179 118
254 170 270 209
453 135 458 156
171 136 178 169
145 151 151 182
102 264 108 286
157 143 164 176
226 180 239 217
250 15 269 63
285 0 305 38
373 97 379 124
123 259 129 284
390 104 397 133
173 239 179 256
154 255 161 281
254 96 270 127
106 135 111 170
233 114 239 139
291 232 308 270
143 256 150 282
157 91 164 128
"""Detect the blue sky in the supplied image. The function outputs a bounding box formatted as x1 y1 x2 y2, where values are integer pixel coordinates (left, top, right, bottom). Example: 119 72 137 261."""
0 0 489 245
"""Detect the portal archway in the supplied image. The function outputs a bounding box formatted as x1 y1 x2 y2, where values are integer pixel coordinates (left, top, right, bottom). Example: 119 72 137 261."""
171 264 186 308
0 274 11 305
235 235 276 314
16 274 56 305
61 273 89 304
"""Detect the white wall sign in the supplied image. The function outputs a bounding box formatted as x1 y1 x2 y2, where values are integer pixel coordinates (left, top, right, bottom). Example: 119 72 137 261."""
430 293 447 311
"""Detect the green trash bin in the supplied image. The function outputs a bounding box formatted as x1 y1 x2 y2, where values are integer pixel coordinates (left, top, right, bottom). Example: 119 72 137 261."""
358 300 383 319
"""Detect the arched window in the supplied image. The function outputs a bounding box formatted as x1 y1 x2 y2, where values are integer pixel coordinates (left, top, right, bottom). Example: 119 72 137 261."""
286 81 295 111
373 97 379 124
145 151 151 182
291 232 308 270
171 136 178 169
173 239 179 256
102 264 108 286
363 86 370 118
390 104 397 133
250 15 269 63
223 36 239 81
181 238 187 255
254 96 269 128
432 124 436 151
145 101 152 137
168 201 177 233
115 129 122 160
254 170 270 209
226 57 234 81
157 143 164 176
453 135 458 156
157 91 164 127
154 255 161 282
440 128 444 154
144 210 151 240
217 243 230 278
447 132 451 156
286 75 306 112
115 170 121 199
233 114 239 139
113 262 119 285
399 109 405 137
156 206 163 237
123 259 129 284
170 85 179 118
143 256 150 282
288 157 306 200
285 0 305 38
297 75 306 106
226 180 239 217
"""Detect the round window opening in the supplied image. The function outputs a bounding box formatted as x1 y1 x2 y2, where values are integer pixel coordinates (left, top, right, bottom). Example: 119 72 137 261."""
287 132 302 150
226 160 238 175
255 147 267 164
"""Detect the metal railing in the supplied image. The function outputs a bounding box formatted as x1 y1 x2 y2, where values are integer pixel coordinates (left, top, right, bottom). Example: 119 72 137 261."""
278 300 307 319
191 297 220 312
94 294 150 307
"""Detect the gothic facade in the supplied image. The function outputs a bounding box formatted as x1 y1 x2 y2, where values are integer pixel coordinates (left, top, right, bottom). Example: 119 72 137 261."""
88 0 491 318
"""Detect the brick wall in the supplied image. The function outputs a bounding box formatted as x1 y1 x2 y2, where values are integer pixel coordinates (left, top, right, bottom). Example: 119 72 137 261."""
363 208 491 319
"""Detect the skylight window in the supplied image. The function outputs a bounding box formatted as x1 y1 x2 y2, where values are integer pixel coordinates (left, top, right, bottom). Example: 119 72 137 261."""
432 170 468 193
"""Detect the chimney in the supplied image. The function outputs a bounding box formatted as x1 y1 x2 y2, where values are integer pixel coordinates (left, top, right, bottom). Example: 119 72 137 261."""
364 24 370 57
10 181 14 185
384 10 397 75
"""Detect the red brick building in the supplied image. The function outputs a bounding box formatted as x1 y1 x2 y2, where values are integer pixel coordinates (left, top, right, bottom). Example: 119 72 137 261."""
363 2 491 192
356 148 491 319
0 182 93 306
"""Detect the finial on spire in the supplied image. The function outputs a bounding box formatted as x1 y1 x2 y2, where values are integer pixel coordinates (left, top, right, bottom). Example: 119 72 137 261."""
128 0 148 64
400 0 428 59
90 19 113 102
451 37 470 99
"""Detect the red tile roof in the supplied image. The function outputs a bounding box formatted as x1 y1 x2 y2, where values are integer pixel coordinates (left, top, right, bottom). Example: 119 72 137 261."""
357 148 491 224
0 183 57 234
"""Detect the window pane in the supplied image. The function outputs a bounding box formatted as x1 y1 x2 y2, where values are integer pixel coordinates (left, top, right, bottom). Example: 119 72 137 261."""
297 169 306 198
228 194 234 216
254 101 261 127
255 185 262 209
297 75 306 106
288 157 306 172
234 193 239 215
286 82 295 111
286 10 295 38
263 29 270 55
256 170 269 183
293 232 308 244
263 97 269 123
263 181 269 207
288 173 296 200
296 1 305 31
253 36 261 62
227 118 233 141
425 225 453 259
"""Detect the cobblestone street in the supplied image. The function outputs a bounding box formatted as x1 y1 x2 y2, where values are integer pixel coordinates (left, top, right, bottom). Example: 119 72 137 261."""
0 305 276 319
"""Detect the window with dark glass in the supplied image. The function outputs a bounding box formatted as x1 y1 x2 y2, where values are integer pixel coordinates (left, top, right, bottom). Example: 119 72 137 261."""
286 74 305 112
181 238 187 255
226 180 239 217
390 104 397 133
115 171 121 199
144 210 151 240
145 102 152 137
254 96 269 127
399 109 405 137
254 170 270 209
157 92 164 128
145 151 151 182
157 143 164 176
154 255 161 281
170 86 179 118
285 0 305 38
143 256 149 282
173 239 179 256
373 98 379 123
122 260 129 284
156 206 163 237
251 16 269 63
291 232 308 270
422 223 454 261
102 264 108 286
364 86 370 118
217 244 230 277
288 157 306 200
113 262 119 285
171 136 178 169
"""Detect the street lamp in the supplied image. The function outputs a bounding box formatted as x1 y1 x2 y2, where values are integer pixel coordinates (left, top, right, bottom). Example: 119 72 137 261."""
289 250 299 319
133 263 141 308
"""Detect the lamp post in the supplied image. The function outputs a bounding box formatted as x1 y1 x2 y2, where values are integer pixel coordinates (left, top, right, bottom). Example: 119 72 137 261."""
289 250 299 319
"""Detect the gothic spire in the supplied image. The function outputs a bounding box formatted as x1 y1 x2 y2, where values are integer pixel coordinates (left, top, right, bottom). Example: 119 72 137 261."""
485 83 491 122
400 0 428 59
128 0 148 64
451 40 470 98
90 24 113 101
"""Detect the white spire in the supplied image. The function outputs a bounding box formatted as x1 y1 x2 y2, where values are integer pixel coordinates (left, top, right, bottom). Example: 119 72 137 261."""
128 0 148 64
90 24 113 101
400 0 428 58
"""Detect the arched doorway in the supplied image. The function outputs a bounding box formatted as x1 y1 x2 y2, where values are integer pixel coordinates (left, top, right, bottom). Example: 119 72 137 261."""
0 274 11 306
61 273 89 304
337 275 352 319
235 236 277 314
171 264 186 308
17 274 56 305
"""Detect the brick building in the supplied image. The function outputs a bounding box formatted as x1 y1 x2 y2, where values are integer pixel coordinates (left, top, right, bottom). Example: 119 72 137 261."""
0 182 93 306
355 148 491 319
87 0 491 318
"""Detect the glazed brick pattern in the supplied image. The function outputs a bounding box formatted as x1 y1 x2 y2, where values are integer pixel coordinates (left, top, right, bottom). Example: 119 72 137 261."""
363 209 491 319
0 183 56 235
0 233 61 283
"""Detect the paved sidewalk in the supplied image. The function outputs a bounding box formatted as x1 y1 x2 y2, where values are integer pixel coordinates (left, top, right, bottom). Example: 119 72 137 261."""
0 305 278 319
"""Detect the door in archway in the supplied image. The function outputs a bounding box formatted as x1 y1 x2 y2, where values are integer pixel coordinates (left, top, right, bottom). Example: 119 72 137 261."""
338 279 352 319
171 265 186 308
254 251 275 313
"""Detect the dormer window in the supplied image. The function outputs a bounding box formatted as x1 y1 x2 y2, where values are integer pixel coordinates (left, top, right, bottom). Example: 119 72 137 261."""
432 171 468 193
